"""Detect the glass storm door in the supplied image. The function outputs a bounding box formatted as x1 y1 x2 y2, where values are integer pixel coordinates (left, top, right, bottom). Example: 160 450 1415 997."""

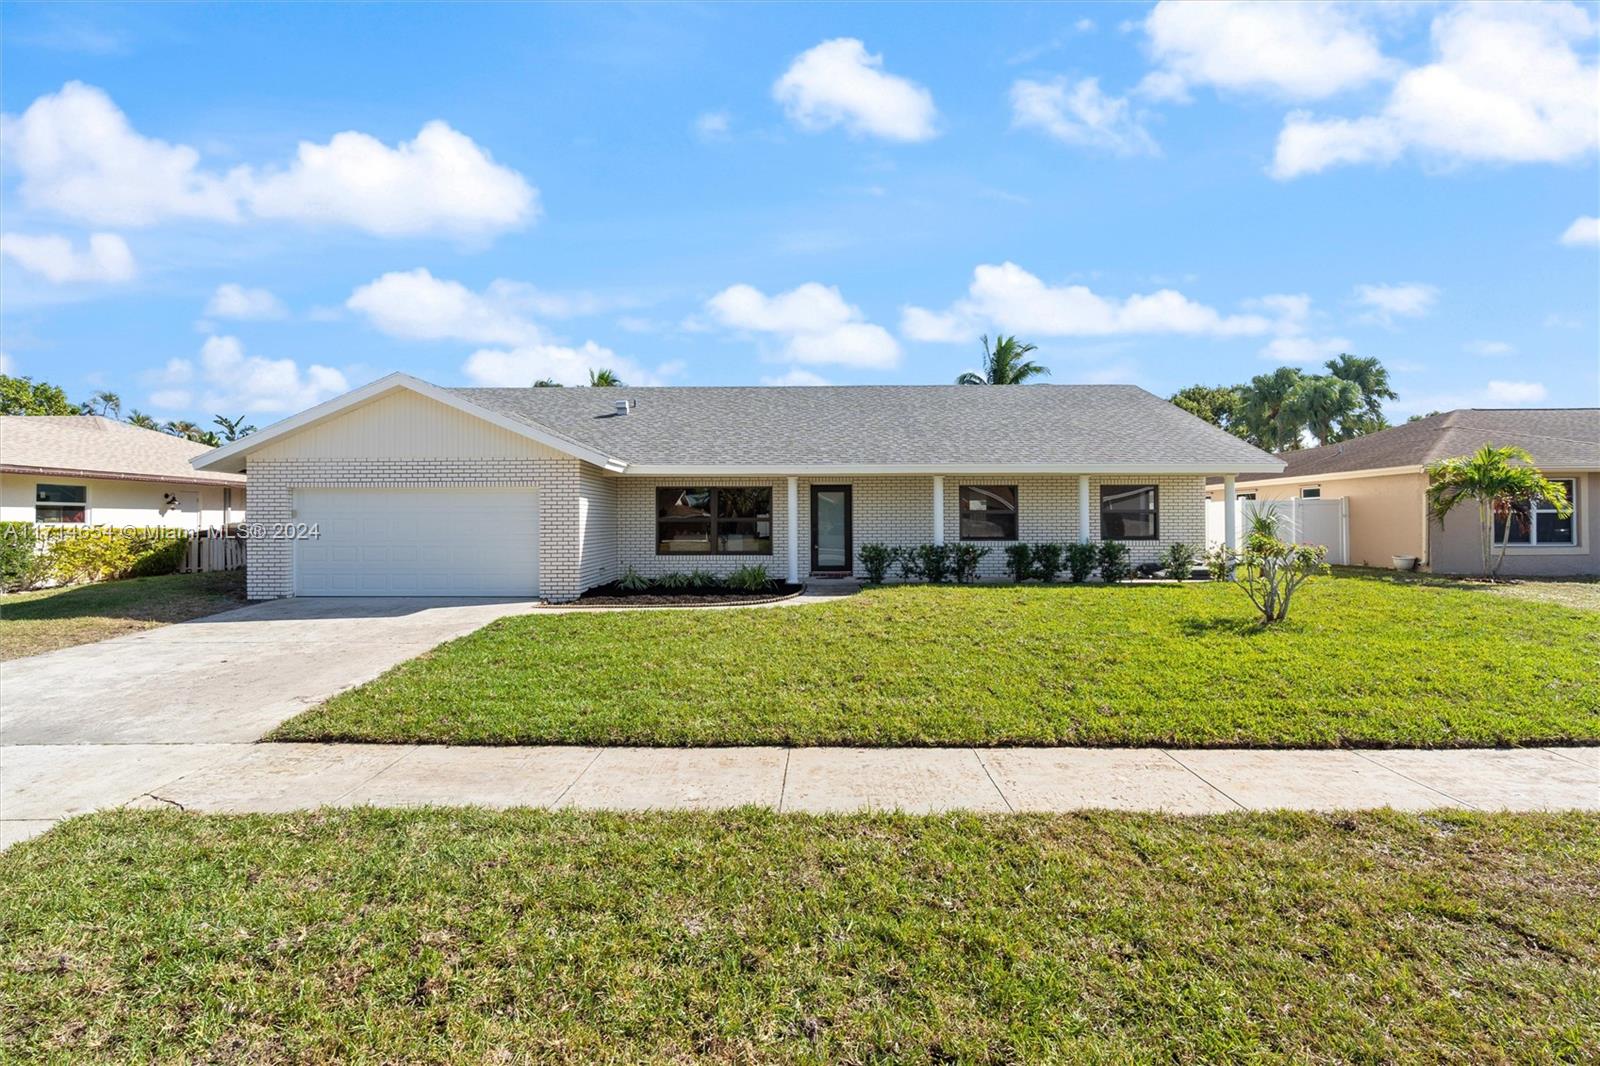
811 485 852 573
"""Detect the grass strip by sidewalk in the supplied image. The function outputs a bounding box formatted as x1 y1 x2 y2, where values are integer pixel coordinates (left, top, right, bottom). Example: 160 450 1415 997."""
0 571 246 660
272 576 1600 748
3 808 1596 1062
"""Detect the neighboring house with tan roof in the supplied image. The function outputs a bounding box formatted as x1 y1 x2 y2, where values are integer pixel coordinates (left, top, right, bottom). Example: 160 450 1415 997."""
0 416 246 529
1206 409 1599 577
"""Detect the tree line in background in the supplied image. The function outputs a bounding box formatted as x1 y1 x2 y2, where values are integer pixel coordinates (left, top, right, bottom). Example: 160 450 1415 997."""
1168 354 1396 452
0 375 256 447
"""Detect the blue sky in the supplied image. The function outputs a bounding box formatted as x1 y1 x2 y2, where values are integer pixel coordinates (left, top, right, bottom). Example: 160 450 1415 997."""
2 1 1596 426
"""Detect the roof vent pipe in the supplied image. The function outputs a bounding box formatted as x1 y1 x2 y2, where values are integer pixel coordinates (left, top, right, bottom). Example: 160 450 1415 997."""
614 399 635 416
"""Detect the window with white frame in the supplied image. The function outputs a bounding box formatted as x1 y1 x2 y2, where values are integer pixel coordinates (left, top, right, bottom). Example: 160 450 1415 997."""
35 483 87 524
1493 478 1576 546
1300 487 1321 499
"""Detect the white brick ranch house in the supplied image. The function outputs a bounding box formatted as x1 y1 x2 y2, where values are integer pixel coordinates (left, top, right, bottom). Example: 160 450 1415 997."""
193 374 1284 601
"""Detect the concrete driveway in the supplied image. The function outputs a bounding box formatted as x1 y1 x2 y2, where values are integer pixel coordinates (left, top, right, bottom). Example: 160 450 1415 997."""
0 597 538 744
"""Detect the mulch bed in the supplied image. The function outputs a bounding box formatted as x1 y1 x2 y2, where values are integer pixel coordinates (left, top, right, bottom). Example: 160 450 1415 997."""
570 582 805 607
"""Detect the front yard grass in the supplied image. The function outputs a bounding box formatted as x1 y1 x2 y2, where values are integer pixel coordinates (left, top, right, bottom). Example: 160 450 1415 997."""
273 573 1600 748
3 808 1596 1061
0 570 247 660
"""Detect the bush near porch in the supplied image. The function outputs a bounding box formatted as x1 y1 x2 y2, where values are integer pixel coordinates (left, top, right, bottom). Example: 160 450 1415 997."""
272 572 1600 748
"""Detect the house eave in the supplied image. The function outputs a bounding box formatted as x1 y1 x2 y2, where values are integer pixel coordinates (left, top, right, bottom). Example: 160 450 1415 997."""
1 463 245 486
617 460 1287 477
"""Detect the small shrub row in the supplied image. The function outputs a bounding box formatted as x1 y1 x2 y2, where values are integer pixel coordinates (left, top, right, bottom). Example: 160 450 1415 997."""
614 563 777 594
858 539 1202 586
1 524 188 591
857 543 991 584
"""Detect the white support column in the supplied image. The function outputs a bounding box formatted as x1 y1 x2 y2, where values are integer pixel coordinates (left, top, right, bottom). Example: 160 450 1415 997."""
786 476 799 584
1077 475 1091 543
1223 474 1238 551
932 476 945 545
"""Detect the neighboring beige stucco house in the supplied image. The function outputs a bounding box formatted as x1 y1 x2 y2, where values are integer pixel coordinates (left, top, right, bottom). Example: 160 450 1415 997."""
1205 409 1599 577
192 374 1284 601
0 416 246 529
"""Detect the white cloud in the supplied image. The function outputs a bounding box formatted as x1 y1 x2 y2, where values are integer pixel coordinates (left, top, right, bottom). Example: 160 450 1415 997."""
1485 379 1549 404
706 282 900 369
347 269 541 346
1560 215 1600 246
461 341 662 388
0 231 135 283
1 82 244 226
1271 4 1599 178
245 121 536 238
1354 282 1439 323
693 110 731 142
205 283 286 320
0 81 536 238
1465 340 1515 356
773 38 938 142
760 368 831 386
1139 0 1391 102
150 335 347 414
1246 292 1350 364
901 262 1273 342
1010 78 1157 155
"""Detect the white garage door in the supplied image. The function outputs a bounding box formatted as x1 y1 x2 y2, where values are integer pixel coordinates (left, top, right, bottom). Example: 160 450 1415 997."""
294 488 538 596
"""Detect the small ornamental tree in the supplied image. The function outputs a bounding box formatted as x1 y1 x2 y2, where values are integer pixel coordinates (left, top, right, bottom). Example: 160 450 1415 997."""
1223 513 1328 624
1426 445 1573 580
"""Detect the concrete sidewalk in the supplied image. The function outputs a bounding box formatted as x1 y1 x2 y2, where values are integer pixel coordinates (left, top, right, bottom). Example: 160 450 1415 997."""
4 742 1595 848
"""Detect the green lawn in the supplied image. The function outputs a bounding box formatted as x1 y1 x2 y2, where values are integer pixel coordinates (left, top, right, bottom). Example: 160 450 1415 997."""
3 809 1595 1062
0 571 246 660
272 574 1600 748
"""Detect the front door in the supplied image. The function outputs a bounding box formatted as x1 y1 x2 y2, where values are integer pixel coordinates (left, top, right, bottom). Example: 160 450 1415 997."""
810 485 852 574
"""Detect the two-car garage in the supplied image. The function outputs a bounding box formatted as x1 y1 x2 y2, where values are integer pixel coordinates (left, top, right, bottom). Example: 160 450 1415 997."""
292 487 539 597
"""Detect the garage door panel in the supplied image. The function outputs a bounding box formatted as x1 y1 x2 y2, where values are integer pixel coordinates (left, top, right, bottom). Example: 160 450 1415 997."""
294 488 538 597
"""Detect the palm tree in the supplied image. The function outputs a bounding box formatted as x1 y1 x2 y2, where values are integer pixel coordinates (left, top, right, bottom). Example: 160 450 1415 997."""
212 414 257 442
1285 375 1362 447
532 378 564 387
1325 354 1395 438
588 368 623 387
125 410 160 430
81 390 121 417
1426 445 1572 579
956 335 1050 385
1233 367 1304 451
162 419 219 446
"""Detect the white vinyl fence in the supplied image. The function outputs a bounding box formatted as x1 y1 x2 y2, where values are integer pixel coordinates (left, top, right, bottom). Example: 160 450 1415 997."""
1205 496 1349 565
180 530 246 573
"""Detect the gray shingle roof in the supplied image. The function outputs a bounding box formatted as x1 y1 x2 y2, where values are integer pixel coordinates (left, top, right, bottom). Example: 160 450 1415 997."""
1236 408 1600 483
452 384 1282 470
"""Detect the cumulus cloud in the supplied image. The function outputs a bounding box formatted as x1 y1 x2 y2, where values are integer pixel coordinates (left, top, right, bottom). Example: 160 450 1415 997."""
694 111 731 142
1245 292 1351 364
1560 215 1600 246
901 262 1274 342
461 341 661 388
1010 77 1157 155
347 269 542 346
246 121 536 238
774 38 938 142
706 282 900 369
0 81 536 238
205 283 286 320
0 231 135 283
1354 282 1439 323
1139 0 1391 102
150 335 348 414
1484 380 1549 404
1271 4 1599 178
760 368 831 386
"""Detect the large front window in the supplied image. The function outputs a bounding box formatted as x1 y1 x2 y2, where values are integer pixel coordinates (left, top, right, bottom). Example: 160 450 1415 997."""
656 486 772 555
1493 478 1577 546
1100 484 1158 540
959 485 1018 540
35 483 87 524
